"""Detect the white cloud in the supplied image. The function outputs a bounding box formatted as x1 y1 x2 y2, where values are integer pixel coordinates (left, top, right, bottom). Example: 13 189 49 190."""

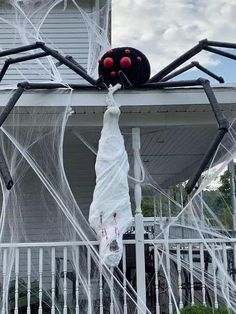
112 0 236 76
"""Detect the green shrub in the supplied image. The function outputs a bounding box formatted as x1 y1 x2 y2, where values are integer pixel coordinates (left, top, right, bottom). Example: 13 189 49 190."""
178 304 229 314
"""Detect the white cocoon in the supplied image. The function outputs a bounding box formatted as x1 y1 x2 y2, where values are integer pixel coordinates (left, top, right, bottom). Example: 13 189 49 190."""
89 88 133 267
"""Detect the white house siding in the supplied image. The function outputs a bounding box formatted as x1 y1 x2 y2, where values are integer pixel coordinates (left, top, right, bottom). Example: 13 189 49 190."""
64 129 96 220
0 129 96 243
0 0 94 85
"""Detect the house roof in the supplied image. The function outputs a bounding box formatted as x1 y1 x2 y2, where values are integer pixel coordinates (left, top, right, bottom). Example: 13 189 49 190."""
1 84 236 189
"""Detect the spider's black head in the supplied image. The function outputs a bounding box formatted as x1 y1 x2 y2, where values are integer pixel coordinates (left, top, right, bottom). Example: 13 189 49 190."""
98 47 151 87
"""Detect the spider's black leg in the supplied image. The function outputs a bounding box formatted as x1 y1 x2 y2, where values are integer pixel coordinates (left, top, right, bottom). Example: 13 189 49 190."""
186 79 229 194
55 55 102 86
144 79 201 88
56 55 107 88
55 55 87 73
203 46 236 61
2 42 97 85
0 59 11 82
0 149 13 190
206 40 236 49
193 62 224 83
65 56 87 74
0 42 105 88
0 42 43 58
0 84 25 126
161 61 224 83
160 63 195 81
0 42 47 82
0 84 26 189
149 39 236 83
15 82 105 90
41 44 105 88
0 52 49 82
144 78 229 194
148 40 207 83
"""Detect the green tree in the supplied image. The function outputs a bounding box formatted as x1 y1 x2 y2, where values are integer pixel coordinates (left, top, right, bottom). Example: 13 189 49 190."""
214 167 233 229
141 196 154 217
141 184 184 217
141 166 235 228
218 170 231 206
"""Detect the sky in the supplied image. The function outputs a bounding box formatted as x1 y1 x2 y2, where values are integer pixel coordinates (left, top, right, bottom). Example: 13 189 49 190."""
112 0 236 83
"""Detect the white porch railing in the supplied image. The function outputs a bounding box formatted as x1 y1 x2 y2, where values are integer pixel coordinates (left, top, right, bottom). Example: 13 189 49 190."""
0 238 236 313
144 238 236 313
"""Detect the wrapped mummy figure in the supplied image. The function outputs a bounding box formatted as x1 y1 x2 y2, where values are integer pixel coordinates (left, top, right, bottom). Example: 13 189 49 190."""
89 84 133 267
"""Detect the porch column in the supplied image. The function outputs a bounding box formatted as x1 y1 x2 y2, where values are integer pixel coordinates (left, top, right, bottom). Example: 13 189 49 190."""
229 161 236 232
198 177 204 228
132 128 146 313
94 0 100 10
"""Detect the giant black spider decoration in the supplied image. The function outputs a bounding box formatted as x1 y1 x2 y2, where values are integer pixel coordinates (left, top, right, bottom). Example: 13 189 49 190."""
0 39 234 193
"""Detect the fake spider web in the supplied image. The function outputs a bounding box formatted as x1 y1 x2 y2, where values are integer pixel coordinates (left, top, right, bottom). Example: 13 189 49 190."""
0 1 235 314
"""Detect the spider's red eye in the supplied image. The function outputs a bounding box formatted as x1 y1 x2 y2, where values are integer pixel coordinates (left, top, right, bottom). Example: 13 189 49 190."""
125 49 130 54
120 57 132 68
111 71 117 77
103 57 114 69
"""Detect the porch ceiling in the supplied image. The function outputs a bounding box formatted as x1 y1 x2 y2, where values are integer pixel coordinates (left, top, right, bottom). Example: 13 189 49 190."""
66 124 218 189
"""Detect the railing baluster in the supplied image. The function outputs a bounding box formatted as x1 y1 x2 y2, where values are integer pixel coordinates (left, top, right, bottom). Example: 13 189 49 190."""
233 243 236 282
87 249 92 312
110 267 114 314
63 247 68 314
189 243 194 306
166 243 173 314
177 244 183 309
99 261 103 314
75 246 80 314
38 248 43 314
211 244 218 309
2 249 7 314
51 247 56 314
222 243 229 301
200 243 206 305
154 245 160 314
123 244 128 314
14 248 19 314
99 268 103 314
27 248 31 314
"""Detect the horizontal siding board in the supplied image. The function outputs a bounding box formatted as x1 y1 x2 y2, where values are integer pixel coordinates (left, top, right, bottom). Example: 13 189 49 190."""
0 44 89 51
0 60 88 67
0 25 87 31
0 29 88 35
0 39 89 46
